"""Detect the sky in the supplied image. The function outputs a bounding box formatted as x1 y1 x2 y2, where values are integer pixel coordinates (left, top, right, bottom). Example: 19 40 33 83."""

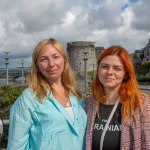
0 0 150 68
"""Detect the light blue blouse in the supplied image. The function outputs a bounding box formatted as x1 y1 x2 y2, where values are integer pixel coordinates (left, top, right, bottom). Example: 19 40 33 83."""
7 88 87 150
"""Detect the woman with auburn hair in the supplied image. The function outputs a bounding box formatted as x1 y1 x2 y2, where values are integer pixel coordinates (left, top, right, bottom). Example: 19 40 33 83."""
7 38 87 150
86 45 150 150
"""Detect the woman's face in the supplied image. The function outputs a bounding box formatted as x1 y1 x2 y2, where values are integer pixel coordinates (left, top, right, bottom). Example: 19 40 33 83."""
98 55 125 91
37 44 65 83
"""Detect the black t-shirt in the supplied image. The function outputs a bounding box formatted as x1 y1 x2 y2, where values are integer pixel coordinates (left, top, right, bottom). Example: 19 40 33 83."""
92 103 121 150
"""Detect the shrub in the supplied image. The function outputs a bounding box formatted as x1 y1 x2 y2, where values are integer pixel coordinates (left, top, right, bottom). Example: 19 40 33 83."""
137 76 150 84
0 85 26 107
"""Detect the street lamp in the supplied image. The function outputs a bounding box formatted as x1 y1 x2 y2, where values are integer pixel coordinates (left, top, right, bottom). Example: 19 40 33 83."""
4 52 10 85
83 50 88 94
20 59 24 84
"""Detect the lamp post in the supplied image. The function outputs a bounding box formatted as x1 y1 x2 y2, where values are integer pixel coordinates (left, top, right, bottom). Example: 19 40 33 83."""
20 59 24 84
93 63 95 79
4 52 10 85
83 50 88 94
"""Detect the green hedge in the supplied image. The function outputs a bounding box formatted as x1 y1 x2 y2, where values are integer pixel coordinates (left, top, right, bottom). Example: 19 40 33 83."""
137 76 150 84
0 85 26 107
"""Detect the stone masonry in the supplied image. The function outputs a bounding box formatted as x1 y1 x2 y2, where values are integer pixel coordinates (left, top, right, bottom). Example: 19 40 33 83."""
67 41 97 75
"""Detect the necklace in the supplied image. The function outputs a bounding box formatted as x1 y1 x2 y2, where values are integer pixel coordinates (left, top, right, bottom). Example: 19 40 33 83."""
54 92 70 107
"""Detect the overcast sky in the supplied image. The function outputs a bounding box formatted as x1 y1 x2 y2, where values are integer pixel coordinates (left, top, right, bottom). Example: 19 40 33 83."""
0 0 150 68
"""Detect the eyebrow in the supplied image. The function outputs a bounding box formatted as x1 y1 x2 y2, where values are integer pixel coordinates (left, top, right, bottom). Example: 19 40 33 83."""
52 53 60 56
40 53 60 57
100 63 124 68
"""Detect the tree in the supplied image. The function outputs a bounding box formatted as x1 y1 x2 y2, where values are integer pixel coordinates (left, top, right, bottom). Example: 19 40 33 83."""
141 61 150 75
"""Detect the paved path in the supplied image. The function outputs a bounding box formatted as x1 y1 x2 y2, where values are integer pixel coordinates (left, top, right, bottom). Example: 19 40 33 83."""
139 85 150 96
139 84 150 90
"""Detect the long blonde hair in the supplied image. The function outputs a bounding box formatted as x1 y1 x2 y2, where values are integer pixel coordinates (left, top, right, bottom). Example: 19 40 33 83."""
27 38 81 102
92 46 144 121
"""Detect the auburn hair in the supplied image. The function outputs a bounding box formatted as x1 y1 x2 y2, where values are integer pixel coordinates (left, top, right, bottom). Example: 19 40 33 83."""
92 45 144 121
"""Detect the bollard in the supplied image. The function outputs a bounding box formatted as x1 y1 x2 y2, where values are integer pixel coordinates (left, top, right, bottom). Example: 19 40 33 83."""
0 119 3 140
0 118 9 149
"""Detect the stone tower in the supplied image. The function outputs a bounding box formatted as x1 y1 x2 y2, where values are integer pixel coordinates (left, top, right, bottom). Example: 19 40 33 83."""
67 41 96 75
95 46 105 59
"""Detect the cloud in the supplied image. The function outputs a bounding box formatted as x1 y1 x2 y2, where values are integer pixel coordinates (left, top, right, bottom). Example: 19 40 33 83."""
0 0 149 68
130 0 150 31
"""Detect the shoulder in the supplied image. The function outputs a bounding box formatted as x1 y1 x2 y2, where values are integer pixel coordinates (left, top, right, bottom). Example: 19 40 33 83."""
134 96 150 122
142 95 150 111
143 95 150 103
85 96 96 112
9 88 39 125
11 88 38 112
70 94 86 108
86 96 96 105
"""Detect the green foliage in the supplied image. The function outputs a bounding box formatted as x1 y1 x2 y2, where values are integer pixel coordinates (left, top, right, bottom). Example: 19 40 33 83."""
1 85 26 107
141 61 150 68
87 71 96 77
137 76 150 84
134 61 150 76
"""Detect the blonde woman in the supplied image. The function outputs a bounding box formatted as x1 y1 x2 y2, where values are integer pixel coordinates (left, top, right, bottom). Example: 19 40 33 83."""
7 38 87 150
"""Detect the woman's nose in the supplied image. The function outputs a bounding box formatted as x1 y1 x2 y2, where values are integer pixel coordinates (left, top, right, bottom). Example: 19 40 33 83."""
48 59 55 67
107 67 113 74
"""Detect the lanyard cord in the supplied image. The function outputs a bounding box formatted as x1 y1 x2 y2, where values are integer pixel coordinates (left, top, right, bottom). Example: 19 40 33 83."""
100 99 120 150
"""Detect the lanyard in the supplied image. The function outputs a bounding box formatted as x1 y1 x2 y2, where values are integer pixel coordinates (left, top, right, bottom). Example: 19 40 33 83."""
100 99 120 150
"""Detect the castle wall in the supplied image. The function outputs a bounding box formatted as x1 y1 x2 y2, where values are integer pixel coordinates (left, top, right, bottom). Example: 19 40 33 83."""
95 46 105 59
67 41 96 74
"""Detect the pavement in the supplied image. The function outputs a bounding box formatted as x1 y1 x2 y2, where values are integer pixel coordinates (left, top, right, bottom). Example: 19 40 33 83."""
139 84 150 90
139 84 150 96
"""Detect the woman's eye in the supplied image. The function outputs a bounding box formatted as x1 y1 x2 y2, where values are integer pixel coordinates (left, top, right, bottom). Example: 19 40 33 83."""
53 56 60 59
40 58 47 62
100 65 108 69
114 67 122 71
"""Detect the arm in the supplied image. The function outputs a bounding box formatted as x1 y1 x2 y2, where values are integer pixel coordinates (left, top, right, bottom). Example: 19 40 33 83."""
142 96 150 149
7 90 34 150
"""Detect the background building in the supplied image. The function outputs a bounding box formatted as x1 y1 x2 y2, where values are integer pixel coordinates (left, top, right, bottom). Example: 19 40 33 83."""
95 46 105 59
143 39 150 61
67 41 97 75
